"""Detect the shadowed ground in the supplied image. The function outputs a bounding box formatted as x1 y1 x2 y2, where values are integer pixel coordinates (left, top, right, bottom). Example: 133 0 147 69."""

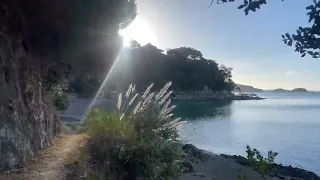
0 134 85 180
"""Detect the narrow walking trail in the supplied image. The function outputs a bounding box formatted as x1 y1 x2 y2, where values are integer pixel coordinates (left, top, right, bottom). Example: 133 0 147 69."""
1 134 85 180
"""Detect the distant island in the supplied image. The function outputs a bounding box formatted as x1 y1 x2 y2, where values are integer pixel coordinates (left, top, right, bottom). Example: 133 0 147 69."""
236 84 263 92
237 84 310 93
292 88 308 92
270 88 291 93
267 88 308 93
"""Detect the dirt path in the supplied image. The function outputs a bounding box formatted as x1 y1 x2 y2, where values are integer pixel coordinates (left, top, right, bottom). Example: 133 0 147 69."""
1 134 85 180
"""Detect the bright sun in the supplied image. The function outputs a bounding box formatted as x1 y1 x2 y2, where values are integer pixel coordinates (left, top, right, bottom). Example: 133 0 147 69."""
119 17 156 47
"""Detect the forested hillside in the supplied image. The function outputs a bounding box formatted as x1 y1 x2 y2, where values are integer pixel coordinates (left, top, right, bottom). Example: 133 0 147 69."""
70 43 236 95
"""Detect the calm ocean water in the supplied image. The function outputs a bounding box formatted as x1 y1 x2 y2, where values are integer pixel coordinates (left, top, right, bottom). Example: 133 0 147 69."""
177 92 320 174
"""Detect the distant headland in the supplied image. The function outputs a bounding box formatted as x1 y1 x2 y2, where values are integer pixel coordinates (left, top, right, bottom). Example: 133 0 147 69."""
291 88 308 92
236 84 263 92
267 88 308 93
236 84 311 93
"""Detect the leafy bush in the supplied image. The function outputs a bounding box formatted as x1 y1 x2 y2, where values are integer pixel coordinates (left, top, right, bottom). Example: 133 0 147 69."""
237 174 248 180
246 145 278 178
53 92 69 111
48 79 70 111
82 82 185 180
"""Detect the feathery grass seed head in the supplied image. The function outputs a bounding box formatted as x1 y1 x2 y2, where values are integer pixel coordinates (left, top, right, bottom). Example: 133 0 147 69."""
159 90 173 105
126 83 133 97
133 101 142 114
142 83 154 99
128 93 138 106
117 93 122 111
156 81 172 100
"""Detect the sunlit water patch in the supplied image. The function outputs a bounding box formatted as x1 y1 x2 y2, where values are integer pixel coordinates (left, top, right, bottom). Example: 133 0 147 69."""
177 93 320 174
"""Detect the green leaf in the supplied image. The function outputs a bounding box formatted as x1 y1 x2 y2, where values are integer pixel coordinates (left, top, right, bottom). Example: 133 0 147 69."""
296 29 301 34
285 33 291 39
301 53 306 57
306 5 313 10
238 4 246 9
308 51 314 55
244 9 249 15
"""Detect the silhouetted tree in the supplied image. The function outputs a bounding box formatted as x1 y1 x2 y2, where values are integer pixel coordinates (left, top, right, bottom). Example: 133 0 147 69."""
109 44 236 93
128 40 141 48
167 47 203 60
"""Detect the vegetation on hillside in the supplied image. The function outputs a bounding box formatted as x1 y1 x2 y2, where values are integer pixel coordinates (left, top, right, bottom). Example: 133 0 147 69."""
68 76 102 98
119 45 236 92
70 44 236 96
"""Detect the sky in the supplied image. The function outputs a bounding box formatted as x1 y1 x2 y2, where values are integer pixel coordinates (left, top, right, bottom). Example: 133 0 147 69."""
120 0 320 90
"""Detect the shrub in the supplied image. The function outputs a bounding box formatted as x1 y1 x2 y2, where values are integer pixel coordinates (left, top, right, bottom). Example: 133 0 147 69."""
237 174 248 180
53 92 69 111
246 145 278 178
48 80 70 111
82 82 185 180
83 109 134 138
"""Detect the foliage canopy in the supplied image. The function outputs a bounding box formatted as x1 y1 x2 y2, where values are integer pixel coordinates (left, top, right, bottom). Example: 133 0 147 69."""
106 44 236 93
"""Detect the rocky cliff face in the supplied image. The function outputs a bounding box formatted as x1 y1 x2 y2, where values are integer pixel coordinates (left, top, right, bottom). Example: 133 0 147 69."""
0 33 59 171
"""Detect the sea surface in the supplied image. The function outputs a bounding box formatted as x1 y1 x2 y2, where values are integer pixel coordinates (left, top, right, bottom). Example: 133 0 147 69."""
177 92 320 174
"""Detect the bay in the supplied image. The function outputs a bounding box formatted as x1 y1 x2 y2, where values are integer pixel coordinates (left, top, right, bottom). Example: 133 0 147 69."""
177 92 320 174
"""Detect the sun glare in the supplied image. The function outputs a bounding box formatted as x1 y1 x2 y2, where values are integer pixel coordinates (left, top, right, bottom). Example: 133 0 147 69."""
119 17 156 47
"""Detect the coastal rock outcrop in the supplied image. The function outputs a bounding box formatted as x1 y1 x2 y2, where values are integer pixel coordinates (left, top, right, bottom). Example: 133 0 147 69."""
182 144 320 180
0 33 59 170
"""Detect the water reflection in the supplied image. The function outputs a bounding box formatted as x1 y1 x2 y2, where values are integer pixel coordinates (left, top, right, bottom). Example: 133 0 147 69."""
173 100 233 119
178 93 320 174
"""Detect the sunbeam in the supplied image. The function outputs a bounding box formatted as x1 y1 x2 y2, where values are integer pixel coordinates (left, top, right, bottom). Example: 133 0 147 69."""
84 48 126 120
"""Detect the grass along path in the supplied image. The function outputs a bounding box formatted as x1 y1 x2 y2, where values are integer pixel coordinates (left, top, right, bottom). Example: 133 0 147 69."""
1 134 85 180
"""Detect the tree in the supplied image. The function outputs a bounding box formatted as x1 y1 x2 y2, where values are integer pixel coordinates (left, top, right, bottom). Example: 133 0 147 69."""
128 40 141 48
214 0 320 58
167 47 203 60
109 44 236 93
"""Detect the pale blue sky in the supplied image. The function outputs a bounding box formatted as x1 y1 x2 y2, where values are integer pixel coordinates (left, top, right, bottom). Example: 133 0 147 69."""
124 0 320 90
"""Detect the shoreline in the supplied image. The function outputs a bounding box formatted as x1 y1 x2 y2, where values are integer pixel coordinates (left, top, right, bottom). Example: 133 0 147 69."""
182 144 320 180
173 93 265 101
